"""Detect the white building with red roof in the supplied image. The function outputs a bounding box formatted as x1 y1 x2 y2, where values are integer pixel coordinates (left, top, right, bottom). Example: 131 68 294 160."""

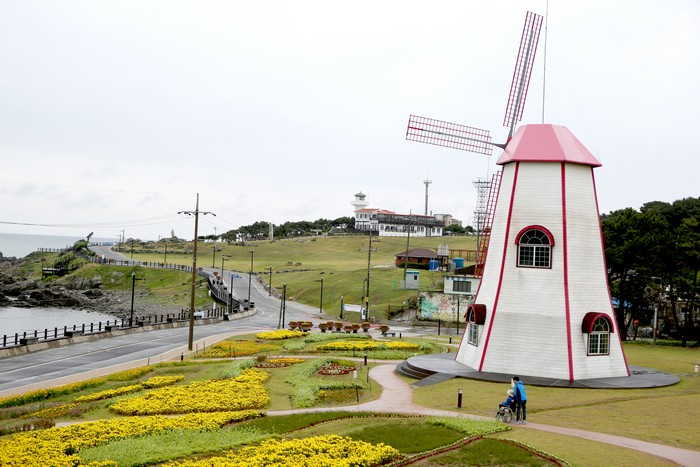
352 193 443 237
456 124 629 382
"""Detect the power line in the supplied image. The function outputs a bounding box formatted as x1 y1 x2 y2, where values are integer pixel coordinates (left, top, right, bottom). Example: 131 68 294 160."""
0 216 177 228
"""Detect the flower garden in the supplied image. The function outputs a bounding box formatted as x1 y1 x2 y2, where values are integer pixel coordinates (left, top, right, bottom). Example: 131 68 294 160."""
0 325 667 466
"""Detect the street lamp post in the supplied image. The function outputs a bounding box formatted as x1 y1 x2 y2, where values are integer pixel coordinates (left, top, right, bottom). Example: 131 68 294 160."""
129 271 144 327
163 240 168 264
212 244 216 268
248 250 254 302
268 266 272 296
315 277 324 314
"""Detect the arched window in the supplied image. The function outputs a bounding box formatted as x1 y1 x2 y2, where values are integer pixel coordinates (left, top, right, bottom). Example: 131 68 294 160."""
588 317 611 356
516 226 553 268
465 304 486 347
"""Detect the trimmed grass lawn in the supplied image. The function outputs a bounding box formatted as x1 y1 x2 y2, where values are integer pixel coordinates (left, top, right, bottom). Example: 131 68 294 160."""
490 427 675 467
78 426 267 467
416 438 551 466
413 343 700 450
69 264 212 308
348 421 464 454
129 235 476 318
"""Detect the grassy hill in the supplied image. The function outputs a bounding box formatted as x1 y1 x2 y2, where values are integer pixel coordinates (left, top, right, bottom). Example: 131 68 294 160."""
129 235 476 320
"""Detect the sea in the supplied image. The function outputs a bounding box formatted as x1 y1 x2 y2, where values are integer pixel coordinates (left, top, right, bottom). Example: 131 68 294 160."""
0 306 117 337
0 232 118 337
0 232 117 258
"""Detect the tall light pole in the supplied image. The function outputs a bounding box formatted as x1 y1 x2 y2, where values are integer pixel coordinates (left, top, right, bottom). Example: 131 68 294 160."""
178 193 216 351
212 244 217 268
220 254 231 278
315 277 324 314
268 266 273 296
129 271 144 327
248 250 254 302
364 230 373 320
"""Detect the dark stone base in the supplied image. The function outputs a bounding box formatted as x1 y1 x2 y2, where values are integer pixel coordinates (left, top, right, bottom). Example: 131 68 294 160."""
399 353 680 388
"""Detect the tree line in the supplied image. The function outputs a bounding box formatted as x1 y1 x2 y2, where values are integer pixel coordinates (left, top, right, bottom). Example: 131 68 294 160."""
216 217 355 242
603 197 698 345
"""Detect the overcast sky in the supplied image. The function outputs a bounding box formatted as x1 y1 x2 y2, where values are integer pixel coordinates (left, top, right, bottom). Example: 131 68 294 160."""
1 0 698 241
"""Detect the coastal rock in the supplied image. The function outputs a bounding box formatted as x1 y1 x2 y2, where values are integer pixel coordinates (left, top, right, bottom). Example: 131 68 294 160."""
0 279 41 296
59 276 102 290
82 288 103 298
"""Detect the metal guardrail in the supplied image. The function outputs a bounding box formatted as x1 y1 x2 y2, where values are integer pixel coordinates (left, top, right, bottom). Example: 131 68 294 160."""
0 308 225 349
0 256 244 349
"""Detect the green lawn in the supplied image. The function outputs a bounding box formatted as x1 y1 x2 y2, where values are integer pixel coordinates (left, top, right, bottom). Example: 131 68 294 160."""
490 428 675 467
416 438 552 466
413 343 700 450
69 264 212 308
128 234 476 319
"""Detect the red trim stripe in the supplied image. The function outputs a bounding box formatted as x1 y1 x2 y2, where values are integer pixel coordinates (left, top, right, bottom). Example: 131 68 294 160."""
561 163 575 383
478 162 519 372
591 170 631 375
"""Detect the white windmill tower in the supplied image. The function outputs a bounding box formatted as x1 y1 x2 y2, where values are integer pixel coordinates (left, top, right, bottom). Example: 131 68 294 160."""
406 11 629 382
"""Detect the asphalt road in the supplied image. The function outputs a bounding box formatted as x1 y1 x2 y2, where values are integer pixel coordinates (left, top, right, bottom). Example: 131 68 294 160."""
0 247 321 393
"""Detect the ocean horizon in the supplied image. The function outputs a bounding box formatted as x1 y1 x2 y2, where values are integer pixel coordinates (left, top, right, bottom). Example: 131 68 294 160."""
0 232 117 258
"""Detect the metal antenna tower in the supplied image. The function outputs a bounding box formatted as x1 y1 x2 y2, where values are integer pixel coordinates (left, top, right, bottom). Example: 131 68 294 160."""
423 179 432 215
472 178 492 234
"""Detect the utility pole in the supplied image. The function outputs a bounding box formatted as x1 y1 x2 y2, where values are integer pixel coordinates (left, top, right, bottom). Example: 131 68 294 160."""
212 244 216 268
220 255 230 278
229 272 234 314
163 240 168 264
281 284 287 328
130 239 134 260
129 272 144 327
248 250 254 302
178 193 216 351
423 179 432 216
365 230 373 320
403 211 412 286
268 266 272 296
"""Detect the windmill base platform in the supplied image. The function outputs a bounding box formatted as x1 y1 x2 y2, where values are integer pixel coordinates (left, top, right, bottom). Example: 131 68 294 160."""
397 353 679 389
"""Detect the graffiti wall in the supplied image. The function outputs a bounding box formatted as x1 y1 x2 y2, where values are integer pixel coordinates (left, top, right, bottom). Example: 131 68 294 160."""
418 292 471 322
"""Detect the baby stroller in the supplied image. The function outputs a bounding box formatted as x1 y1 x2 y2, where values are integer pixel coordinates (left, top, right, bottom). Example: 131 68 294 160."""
495 390 515 423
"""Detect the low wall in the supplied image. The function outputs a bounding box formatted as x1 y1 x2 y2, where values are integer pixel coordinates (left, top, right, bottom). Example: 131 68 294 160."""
0 309 256 359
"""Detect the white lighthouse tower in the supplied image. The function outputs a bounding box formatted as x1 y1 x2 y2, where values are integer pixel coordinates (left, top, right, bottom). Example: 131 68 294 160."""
455 124 629 382
351 192 369 211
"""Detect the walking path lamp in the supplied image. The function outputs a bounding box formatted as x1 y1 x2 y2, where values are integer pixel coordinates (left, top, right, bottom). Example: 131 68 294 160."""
129 272 145 327
178 193 216 351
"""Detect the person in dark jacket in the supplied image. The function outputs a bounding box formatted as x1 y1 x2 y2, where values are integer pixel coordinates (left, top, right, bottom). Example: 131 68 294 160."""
511 376 527 424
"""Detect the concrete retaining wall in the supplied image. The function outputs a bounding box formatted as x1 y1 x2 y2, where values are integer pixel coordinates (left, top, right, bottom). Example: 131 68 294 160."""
0 309 256 359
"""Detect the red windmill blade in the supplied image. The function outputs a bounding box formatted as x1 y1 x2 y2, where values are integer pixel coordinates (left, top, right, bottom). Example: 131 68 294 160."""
406 114 494 156
503 11 544 139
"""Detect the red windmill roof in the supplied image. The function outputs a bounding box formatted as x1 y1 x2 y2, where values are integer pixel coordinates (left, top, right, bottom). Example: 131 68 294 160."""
497 124 602 167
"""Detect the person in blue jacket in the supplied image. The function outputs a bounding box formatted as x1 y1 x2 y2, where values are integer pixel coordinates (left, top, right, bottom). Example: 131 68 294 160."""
511 376 527 424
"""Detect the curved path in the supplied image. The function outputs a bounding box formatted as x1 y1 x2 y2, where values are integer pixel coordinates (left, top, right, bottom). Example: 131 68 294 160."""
268 364 700 466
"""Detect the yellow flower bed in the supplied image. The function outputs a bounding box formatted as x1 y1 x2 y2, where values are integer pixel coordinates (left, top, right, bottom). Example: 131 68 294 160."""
0 366 153 408
75 384 144 403
316 340 419 351
195 340 277 358
384 341 420 350
167 435 400 466
142 375 185 388
255 330 306 340
26 403 80 419
110 369 270 415
0 411 262 467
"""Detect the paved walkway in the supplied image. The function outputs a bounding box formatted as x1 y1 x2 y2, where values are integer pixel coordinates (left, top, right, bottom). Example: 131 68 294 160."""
268 364 700 466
